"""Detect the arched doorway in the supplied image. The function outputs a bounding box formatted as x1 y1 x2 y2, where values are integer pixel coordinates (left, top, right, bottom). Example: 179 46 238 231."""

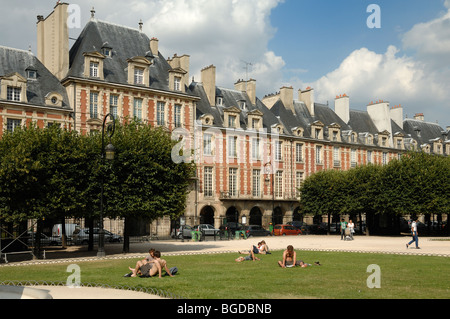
273 206 283 225
200 206 215 225
226 206 239 224
249 207 263 226
293 207 303 222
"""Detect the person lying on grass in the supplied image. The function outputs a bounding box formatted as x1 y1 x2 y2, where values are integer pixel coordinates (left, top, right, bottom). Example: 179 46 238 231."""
278 245 321 268
235 249 260 262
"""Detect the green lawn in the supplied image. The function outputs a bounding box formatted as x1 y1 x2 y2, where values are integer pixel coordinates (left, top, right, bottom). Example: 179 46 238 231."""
1 251 449 299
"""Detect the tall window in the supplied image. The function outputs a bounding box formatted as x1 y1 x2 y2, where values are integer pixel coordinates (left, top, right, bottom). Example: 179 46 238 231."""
228 136 238 158
315 146 323 164
174 77 181 91
296 172 304 197
229 168 238 197
333 147 340 167
252 169 261 198
203 134 213 156
134 67 144 85
7 87 21 101
382 152 388 165
174 104 182 128
351 149 357 167
6 119 21 132
90 62 99 77
367 150 373 164
252 138 261 161
228 115 237 128
90 92 98 119
110 94 119 118
204 167 213 198
275 141 283 161
296 143 303 163
134 98 143 120
275 171 283 199
157 101 165 126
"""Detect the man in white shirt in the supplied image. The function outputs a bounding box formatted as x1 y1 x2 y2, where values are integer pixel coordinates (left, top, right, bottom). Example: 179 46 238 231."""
406 219 420 249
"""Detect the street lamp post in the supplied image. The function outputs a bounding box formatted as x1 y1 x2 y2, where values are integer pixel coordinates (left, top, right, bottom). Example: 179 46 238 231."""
97 114 116 258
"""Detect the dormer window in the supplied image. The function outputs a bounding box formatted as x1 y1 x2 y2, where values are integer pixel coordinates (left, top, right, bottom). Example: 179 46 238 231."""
7 87 21 101
311 121 324 140
292 127 304 137
216 96 223 106
90 62 99 78
1 73 27 103
228 115 237 128
102 42 112 57
134 67 144 85
224 106 241 129
127 56 151 87
174 76 181 91
45 92 63 107
27 69 37 80
238 100 247 110
83 52 106 80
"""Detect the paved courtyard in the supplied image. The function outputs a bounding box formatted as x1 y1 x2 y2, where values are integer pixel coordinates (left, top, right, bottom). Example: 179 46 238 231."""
3 234 449 299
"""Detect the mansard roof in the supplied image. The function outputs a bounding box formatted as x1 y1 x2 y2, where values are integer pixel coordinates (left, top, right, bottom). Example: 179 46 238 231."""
403 118 447 146
68 19 171 91
0 46 70 109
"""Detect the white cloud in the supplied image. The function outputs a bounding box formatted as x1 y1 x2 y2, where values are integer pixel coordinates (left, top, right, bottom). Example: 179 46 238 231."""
304 5 450 124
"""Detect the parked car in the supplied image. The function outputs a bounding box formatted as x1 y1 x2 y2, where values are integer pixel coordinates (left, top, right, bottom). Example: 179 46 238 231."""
243 225 271 237
73 228 122 245
287 221 309 234
223 222 243 233
194 224 220 236
51 223 80 240
27 232 62 246
273 224 302 236
171 225 194 239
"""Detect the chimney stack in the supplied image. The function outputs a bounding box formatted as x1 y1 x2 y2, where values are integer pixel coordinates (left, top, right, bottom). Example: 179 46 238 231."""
150 38 159 56
37 2 69 80
367 100 393 146
299 87 315 117
280 86 294 114
201 65 216 106
390 104 404 129
335 94 350 124
414 113 425 121
234 79 256 105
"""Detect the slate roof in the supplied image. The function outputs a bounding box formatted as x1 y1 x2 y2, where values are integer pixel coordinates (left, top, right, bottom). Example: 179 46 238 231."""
0 46 70 109
68 19 175 92
403 118 447 146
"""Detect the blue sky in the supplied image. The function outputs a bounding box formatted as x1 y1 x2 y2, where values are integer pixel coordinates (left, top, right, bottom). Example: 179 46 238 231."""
0 0 449 126
269 0 448 83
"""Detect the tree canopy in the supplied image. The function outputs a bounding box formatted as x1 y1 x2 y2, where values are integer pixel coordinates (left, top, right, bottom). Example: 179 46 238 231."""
0 122 195 252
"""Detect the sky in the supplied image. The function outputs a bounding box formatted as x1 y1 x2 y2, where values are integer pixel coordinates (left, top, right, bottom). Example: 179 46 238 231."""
1 0 449 127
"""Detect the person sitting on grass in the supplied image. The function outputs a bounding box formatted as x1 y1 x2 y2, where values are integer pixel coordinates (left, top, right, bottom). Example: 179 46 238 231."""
278 245 321 268
239 241 269 256
128 251 175 278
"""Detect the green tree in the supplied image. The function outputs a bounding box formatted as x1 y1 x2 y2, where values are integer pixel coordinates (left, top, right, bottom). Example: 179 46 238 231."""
101 121 195 253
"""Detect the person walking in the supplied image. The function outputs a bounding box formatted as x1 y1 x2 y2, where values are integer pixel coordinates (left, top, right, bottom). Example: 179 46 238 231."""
340 219 347 240
348 220 355 240
406 219 420 249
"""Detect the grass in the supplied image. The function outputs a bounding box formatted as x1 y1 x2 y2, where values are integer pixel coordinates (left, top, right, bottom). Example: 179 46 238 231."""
1 251 449 299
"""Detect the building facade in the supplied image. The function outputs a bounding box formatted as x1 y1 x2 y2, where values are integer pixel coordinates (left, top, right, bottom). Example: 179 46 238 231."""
1 3 449 236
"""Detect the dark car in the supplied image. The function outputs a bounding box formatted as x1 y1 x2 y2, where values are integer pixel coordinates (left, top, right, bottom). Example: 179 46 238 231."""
243 225 271 237
287 221 309 234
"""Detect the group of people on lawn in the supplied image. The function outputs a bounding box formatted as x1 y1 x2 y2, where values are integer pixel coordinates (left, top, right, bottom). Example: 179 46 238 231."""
126 240 319 278
236 240 321 268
